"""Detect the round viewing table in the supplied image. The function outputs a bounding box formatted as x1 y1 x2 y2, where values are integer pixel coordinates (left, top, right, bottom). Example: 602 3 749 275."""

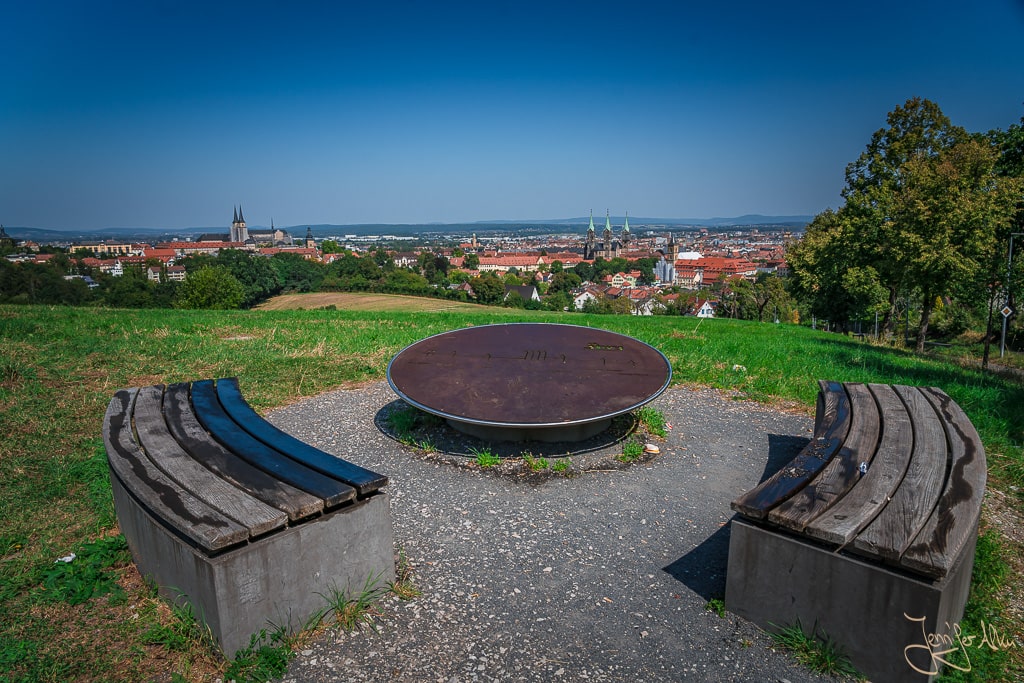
386 323 672 442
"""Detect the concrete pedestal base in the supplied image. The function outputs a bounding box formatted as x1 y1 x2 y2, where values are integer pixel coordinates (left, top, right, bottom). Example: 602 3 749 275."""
112 473 395 657
725 518 976 683
446 417 611 443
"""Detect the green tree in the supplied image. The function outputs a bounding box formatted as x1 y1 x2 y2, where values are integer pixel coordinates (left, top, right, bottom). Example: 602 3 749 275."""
271 253 325 292
839 97 968 337
174 266 244 309
216 249 282 307
463 253 480 270
892 138 1021 351
470 274 504 305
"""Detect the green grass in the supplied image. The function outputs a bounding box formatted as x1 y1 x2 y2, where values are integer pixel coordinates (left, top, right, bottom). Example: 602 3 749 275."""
1 303 1022 680
636 406 668 438
471 446 500 468
619 439 644 462
769 619 863 679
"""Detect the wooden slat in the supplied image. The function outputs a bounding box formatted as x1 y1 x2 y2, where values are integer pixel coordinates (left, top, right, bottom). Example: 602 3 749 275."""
900 387 987 579
769 383 881 533
852 385 949 563
215 377 388 496
190 380 356 508
102 388 248 553
132 385 287 538
803 384 913 545
162 383 324 522
731 380 850 519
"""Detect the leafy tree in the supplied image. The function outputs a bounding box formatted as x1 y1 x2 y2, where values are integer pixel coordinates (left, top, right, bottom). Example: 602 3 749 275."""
547 271 581 296
892 137 1021 350
271 253 325 292
320 240 341 254
100 267 159 308
550 260 564 273
469 274 504 305
503 290 526 308
839 97 968 337
174 266 244 309
216 249 281 307
463 253 480 270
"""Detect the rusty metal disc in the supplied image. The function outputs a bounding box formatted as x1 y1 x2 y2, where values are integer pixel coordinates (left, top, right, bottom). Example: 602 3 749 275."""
386 323 671 441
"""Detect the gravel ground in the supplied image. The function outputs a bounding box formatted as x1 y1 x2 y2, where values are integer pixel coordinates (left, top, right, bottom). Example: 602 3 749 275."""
266 382 835 683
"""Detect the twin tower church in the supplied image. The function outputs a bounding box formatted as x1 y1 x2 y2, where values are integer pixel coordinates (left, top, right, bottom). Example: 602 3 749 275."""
582 210 632 261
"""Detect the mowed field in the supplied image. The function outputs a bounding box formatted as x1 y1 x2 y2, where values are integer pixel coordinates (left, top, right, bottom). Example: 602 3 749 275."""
256 291 519 314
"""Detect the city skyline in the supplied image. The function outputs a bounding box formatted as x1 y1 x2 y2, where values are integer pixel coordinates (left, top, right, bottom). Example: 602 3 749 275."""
3 1 1023 231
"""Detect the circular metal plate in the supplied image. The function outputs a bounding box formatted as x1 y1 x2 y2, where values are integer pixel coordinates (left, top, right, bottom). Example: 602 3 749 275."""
386 323 671 439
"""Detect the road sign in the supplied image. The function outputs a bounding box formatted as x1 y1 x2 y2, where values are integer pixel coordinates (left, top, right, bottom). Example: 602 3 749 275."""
1002 305 1015 318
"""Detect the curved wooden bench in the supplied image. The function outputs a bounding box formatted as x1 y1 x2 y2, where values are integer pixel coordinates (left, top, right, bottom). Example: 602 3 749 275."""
103 378 394 656
726 381 986 682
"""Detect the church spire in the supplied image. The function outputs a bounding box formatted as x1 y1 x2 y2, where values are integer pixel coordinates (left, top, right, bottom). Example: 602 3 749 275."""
238 205 245 223
587 209 595 234
233 206 238 223
623 211 630 233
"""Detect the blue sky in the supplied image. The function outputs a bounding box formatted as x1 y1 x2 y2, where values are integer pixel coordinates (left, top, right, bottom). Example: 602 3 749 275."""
2 0 1023 230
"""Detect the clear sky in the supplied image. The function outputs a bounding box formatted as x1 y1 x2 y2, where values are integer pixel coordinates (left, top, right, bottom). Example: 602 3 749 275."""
3 0 1023 230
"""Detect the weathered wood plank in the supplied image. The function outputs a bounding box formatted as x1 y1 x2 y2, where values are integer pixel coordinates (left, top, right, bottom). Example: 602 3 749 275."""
102 388 248 553
900 387 986 579
731 380 850 519
189 380 356 508
769 383 881 533
162 383 324 522
215 377 388 497
803 384 913 546
131 385 287 538
851 385 949 563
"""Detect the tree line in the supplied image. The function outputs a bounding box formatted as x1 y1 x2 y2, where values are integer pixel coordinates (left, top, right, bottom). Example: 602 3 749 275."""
787 97 1024 355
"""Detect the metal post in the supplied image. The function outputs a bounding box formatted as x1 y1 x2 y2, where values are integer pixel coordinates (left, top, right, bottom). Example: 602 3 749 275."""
1001 233 1023 358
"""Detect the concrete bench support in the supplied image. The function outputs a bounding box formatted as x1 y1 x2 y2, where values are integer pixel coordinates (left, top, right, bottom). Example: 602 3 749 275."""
104 378 394 656
727 519 976 682
726 381 985 683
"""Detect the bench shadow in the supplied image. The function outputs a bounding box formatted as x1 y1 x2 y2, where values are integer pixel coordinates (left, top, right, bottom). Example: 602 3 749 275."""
758 433 810 483
662 432 809 601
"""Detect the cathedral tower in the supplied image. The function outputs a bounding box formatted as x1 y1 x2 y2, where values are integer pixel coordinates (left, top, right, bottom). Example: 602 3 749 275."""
231 206 249 243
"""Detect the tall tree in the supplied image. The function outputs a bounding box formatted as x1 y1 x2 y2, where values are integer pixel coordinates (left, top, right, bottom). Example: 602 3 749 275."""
840 97 968 337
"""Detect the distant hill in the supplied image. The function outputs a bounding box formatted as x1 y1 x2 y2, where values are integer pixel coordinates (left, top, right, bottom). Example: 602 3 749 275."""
3 215 811 242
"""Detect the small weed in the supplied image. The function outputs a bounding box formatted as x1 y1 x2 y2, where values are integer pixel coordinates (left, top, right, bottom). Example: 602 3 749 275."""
705 598 726 618
390 547 421 600
414 438 436 453
224 626 295 683
522 453 548 471
320 573 387 631
386 406 420 437
636 406 667 438
141 600 216 653
551 458 570 473
769 619 861 678
471 447 500 468
619 440 644 463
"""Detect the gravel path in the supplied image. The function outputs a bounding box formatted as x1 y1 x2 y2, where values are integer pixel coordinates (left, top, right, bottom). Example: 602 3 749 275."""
267 382 834 683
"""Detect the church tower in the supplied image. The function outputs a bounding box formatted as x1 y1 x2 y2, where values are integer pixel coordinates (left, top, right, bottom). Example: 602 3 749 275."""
305 227 316 249
621 211 631 247
584 210 597 259
603 210 613 245
231 206 249 243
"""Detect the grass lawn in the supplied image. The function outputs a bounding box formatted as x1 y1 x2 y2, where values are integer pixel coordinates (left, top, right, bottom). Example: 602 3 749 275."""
1 300 1021 681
